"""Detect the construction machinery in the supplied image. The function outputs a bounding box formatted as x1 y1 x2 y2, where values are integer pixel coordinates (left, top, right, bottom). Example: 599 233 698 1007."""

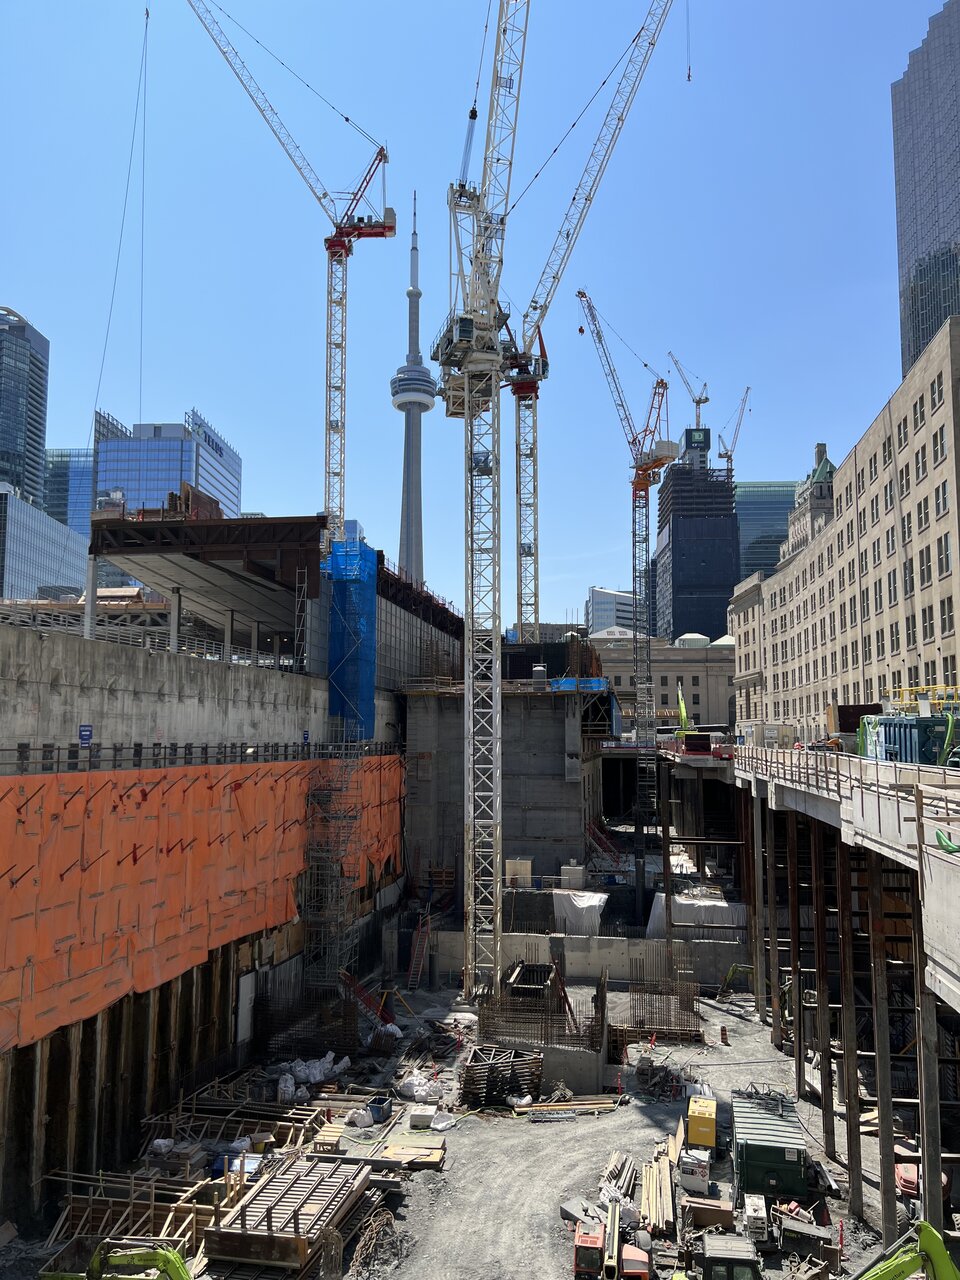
573 1202 650 1279
576 289 677 883
432 0 531 999
505 0 674 642
667 350 709 432
718 386 751 477
186 0 395 544
848 1222 960 1280
45 1240 192 1280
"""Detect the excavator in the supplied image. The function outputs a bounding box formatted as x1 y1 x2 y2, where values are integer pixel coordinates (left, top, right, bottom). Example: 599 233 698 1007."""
49 1240 192 1280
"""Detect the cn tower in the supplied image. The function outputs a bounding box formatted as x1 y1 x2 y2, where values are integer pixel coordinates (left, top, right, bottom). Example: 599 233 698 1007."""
390 194 436 583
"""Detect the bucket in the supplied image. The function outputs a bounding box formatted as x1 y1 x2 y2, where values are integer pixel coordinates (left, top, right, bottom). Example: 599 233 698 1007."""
367 1094 393 1124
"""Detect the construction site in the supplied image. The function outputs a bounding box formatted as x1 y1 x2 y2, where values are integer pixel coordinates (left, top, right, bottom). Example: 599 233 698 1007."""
5 3 960 1280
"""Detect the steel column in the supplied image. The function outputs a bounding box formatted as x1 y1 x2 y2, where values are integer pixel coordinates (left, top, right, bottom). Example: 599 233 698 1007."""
765 803 782 1047
836 839 863 1217
810 821 836 1159
867 848 898 1244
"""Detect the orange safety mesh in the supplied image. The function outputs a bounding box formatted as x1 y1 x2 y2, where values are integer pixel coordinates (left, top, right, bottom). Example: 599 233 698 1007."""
0 755 403 1049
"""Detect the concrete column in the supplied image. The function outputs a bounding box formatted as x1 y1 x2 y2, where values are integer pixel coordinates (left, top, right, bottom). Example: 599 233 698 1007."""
168 974 182 1098
867 848 898 1245
274 632 282 670
65 1023 82 1191
82 555 97 640
223 609 235 658
911 871 944 1232
810 821 836 1159
752 787 767 1017
114 997 133 1167
765 803 782 1047
143 988 159 1117
169 588 182 653
836 839 863 1218
786 811 804 1099
251 620 262 656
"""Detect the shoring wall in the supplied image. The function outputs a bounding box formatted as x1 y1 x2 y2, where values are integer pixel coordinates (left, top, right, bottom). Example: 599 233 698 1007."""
0 755 404 1051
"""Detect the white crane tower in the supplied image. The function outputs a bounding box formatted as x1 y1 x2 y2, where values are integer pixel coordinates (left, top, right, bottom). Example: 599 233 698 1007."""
186 0 395 543
432 1 531 999
505 0 675 642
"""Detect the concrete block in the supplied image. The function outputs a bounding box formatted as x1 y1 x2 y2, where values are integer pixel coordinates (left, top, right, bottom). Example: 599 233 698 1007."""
409 1104 438 1129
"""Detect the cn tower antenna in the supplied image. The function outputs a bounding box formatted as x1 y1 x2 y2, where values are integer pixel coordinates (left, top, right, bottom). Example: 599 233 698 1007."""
391 192 437 582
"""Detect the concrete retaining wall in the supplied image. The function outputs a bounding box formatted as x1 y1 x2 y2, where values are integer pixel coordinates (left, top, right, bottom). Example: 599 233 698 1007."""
0 625 403 748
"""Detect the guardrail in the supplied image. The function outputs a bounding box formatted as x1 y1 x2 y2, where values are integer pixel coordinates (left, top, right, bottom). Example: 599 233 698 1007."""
0 739 403 777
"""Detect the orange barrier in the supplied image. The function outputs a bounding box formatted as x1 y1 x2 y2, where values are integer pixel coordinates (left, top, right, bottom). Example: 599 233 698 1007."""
0 755 404 1050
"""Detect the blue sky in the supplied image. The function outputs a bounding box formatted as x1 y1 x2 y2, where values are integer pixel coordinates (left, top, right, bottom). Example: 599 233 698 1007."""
0 2 937 622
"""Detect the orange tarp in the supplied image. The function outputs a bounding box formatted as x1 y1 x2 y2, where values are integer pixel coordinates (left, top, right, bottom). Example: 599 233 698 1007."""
0 755 404 1049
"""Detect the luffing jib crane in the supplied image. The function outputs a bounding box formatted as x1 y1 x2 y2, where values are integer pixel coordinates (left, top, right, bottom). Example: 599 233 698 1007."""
718 386 751 476
431 0 531 1000
577 289 678 858
667 349 709 431
186 0 395 544
505 0 674 642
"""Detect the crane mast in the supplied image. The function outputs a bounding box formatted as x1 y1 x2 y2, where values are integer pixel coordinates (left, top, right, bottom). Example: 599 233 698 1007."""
577 290 677 890
506 0 674 641
185 0 395 544
667 349 709 432
432 0 531 1000
718 386 751 477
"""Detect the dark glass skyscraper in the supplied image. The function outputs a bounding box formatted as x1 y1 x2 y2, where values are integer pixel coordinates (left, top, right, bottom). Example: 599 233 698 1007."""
735 481 797 578
892 0 960 375
655 429 740 641
0 308 49 505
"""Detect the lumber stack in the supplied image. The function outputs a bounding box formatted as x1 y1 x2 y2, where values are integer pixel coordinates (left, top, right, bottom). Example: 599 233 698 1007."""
459 1044 543 1108
602 1150 639 1200
638 1143 675 1237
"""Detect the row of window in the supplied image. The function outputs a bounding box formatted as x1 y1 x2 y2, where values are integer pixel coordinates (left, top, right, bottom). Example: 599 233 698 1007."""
842 370 946 511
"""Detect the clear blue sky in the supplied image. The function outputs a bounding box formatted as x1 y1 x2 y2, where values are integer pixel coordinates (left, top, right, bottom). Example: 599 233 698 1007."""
0 2 936 622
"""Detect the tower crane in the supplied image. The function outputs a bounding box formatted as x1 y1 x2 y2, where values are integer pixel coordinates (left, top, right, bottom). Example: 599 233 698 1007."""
718 386 751 477
185 0 395 544
667 350 709 431
577 290 678 871
431 1 531 1000
505 0 674 643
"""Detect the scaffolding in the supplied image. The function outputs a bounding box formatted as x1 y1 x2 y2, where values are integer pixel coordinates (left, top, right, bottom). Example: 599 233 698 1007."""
302 734 363 993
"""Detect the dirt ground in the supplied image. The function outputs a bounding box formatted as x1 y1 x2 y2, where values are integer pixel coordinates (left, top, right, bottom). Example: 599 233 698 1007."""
358 988 884 1280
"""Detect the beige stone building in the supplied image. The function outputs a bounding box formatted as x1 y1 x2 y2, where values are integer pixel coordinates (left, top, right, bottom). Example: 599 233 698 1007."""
729 315 960 742
589 626 735 728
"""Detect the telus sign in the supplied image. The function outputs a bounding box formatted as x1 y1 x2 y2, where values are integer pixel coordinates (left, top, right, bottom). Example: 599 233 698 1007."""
202 431 225 458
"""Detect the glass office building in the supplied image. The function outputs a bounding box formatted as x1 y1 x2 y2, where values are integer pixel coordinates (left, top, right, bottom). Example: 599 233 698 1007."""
46 448 94 535
0 308 49 506
892 0 960 375
0 486 87 599
94 408 241 516
735 480 796 578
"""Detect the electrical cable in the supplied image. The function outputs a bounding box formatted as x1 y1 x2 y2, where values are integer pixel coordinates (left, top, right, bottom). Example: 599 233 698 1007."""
508 28 640 216
208 0 381 148
139 8 149 426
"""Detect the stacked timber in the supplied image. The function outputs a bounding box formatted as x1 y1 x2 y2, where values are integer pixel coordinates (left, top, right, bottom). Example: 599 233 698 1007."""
459 1044 543 1108
602 1150 639 1200
638 1142 675 1237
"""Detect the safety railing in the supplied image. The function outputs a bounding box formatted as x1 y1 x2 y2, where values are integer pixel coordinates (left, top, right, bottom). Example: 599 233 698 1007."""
0 738 403 777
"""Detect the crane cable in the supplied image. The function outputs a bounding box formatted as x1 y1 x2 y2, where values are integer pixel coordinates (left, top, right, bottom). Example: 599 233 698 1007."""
507 27 641 216
208 0 381 149
139 8 149 425
592 301 664 383
472 0 495 113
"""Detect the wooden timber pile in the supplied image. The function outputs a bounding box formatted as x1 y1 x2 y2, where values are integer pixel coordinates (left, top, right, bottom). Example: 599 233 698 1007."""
602 1150 639 1200
638 1140 675 1237
459 1043 543 1108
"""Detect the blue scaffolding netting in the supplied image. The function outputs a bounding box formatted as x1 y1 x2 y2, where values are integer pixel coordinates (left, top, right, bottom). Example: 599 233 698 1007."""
327 539 377 739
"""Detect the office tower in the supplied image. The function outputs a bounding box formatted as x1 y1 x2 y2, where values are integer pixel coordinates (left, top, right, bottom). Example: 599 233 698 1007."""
390 197 436 582
584 585 635 633
94 408 241 516
46 448 94 536
735 480 797 578
893 0 960 375
0 307 49 505
0 484 87 599
656 428 740 641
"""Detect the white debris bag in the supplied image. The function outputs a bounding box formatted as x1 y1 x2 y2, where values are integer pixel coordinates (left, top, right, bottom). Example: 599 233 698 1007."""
414 1080 443 1103
330 1055 351 1075
345 1107 374 1128
506 1094 533 1109
291 1058 310 1084
227 1136 252 1154
430 1112 457 1131
380 1024 404 1041
294 1085 311 1102
150 1138 175 1155
399 1070 428 1099
277 1073 296 1104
